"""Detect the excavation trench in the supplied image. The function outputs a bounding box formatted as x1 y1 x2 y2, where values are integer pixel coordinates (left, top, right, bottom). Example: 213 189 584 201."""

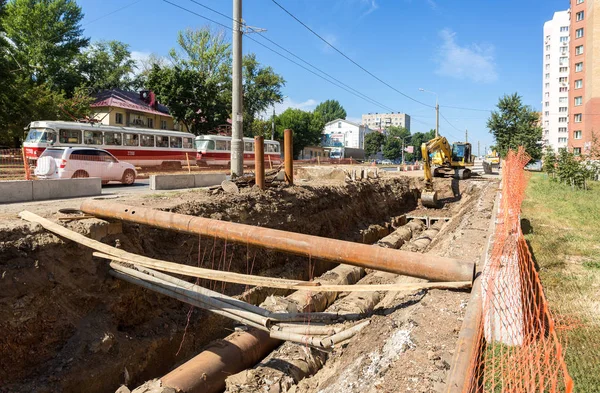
0 177 480 393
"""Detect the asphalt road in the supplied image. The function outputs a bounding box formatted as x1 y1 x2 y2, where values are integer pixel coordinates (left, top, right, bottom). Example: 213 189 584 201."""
101 179 150 195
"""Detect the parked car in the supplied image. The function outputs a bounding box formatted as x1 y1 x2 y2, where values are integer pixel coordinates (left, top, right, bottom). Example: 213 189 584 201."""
380 159 393 165
34 147 137 185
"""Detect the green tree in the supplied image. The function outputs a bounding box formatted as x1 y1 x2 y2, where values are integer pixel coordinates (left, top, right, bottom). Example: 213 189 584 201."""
169 27 231 79
275 108 324 159
249 118 272 139
487 93 543 160
383 126 412 161
410 129 436 161
77 40 138 92
542 146 556 178
314 99 347 124
364 132 384 158
3 0 89 93
146 65 229 135
242 53 285 134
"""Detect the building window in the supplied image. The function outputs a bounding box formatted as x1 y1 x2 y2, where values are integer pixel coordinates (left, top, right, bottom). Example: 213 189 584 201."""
575 96 582 106
576 11 584 21
573 147 581 155
546 73 550 80
560 46 568 55
545 102 550 107
160 120 167 130
545 92 550 98
559 97 567 103
560 36 569 43
574 114 582 122
147 118 154 128
545 111 549 116
560 26 569 32
559 56 568 65
559 77 568 83
575 79 583 89
338 122 342 128
576 62 583 72
558 137 568 143
574 130 582 139
559 117 567 123
545 63 550 70
559 107 568 112
576 28 584 38
115 113 123 124
545 83 550 88
576 45 584 55
546 45 550 51
559 127 567 133
546 54 551 60
559 67 568 72
576 0 584 4
559 87 568 92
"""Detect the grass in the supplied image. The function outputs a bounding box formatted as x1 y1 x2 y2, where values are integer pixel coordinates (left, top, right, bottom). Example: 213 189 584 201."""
522 173 600 392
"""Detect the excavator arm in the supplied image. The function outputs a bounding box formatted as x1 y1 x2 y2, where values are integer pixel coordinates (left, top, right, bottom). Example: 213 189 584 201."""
420 136 454 208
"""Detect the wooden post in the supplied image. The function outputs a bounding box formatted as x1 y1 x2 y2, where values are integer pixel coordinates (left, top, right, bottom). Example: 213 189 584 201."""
317 155 320 166
284 129 293 185
254 136 265 190
22 147 31 180
186 153 191 173
268 154 272 170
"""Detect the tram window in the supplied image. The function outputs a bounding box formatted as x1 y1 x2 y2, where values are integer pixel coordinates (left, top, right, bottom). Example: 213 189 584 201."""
84 130 103 145
215 140 227 151
156 135 169 148
140 134 154 147
244 142 254 151
59 129 81 144
123 133 139 146
170 136 183 148
183 137 193 149
266 143 279 153
226 141 231 151
104 132 122 146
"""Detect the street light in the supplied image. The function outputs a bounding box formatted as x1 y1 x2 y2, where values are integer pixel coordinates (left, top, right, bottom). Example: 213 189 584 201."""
419 88 439 138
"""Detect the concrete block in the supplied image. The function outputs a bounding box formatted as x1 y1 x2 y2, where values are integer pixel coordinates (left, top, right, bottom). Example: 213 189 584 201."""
194 173 227 187
150 174 195 190
296 166 347 181
0 180 33 203
32 178 101 201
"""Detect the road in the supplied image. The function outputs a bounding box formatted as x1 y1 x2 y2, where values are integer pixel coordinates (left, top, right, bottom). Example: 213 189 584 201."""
101 179 150 195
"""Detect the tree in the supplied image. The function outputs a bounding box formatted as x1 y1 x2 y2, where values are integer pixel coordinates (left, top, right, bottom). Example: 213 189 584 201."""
275 109 324 159
364 132 384 158
146 65 229 135
77 40 138 92
383 126 412 161
242 53 285 134
487 93 543 160
3 0 89 94
542 146 556 178
169 27 231 79
410 129 436 161
314 99 347 124
249 118 272 139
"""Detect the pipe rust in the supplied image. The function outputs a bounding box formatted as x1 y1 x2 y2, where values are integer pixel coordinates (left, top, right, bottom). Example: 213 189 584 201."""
80 200 475 282
284 128 293 185
254 136 265 190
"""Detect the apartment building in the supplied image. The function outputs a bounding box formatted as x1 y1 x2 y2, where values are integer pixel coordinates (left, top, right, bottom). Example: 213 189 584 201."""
568 0 598 155
361 112 411 132
543 11 571 152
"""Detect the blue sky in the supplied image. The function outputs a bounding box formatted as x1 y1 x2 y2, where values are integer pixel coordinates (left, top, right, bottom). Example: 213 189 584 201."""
79 0 569 150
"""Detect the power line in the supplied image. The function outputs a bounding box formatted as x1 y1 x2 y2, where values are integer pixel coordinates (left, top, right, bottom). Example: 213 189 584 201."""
440 104 492 112
184 0 400 114
164 0 405 114
270 0 434 109
83 0 143 27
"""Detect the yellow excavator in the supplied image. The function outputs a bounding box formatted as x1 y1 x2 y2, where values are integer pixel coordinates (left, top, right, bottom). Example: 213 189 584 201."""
420 136 474 208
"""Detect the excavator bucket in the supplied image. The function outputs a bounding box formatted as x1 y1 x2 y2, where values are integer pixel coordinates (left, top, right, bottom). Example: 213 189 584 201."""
421 190 439 208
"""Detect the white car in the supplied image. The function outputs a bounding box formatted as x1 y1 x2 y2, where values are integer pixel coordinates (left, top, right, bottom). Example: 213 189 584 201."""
34 147 137 185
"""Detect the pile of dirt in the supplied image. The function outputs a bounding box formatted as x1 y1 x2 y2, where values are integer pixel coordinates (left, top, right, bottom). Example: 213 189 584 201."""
0 177 422 393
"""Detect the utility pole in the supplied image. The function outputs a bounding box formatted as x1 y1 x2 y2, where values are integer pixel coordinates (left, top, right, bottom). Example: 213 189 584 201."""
271 107 275 141
465 129 468 143
435 97 439 138
231 0 244 178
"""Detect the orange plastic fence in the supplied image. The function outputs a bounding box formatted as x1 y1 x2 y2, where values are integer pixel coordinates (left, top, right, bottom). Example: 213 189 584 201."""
465 147 573 392
0 148 32 181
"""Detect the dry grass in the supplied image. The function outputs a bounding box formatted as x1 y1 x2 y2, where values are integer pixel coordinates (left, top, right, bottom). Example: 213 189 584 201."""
522 173 600 392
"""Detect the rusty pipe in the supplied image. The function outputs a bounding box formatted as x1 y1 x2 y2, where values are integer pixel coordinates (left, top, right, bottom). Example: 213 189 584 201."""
80 200 475 282
284 128 293 185
254 136 265 190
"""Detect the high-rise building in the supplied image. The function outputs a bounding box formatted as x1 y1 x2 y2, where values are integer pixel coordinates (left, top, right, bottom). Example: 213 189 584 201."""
568 0 598 155
543 11 571 152
361 113 411 131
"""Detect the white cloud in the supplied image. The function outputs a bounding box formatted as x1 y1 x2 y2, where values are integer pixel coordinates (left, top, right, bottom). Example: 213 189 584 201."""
259 98 318 119
426 0 438 10
435 29 498 84
361 0 378 16
131 51 151 69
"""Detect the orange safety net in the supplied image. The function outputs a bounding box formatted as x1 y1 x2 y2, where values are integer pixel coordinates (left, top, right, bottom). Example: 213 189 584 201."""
465 147 573 393
0 148 32 180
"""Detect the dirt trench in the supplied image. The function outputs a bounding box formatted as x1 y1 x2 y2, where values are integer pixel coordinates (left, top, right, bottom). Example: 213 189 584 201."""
0 177 435 393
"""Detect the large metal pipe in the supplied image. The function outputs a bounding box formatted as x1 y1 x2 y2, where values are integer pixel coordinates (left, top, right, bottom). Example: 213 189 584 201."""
284 128 293 185
80 200 475 282
254 135 265 190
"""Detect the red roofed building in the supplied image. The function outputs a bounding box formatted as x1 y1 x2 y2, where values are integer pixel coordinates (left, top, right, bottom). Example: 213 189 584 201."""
90 89 179 131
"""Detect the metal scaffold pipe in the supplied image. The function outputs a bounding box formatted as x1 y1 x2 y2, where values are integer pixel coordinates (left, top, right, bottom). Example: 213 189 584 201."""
79 200 475 282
